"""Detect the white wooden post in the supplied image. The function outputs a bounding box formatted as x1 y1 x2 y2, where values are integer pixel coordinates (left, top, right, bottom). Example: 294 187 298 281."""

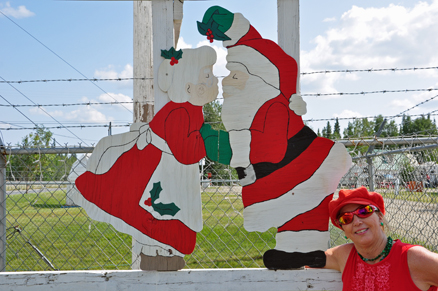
277 0 300 93
132 0 174 270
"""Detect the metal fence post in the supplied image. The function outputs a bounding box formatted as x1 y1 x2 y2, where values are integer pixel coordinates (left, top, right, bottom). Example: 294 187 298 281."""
0 137 6 271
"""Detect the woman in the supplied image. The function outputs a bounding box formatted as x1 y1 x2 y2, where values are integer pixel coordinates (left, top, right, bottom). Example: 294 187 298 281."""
325 187 438 290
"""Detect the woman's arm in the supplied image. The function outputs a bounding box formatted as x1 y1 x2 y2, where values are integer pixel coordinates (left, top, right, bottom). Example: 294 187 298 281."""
324 243 353 272
408 246 438 289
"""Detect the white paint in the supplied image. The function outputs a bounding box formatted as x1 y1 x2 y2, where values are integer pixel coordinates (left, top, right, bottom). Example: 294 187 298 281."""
275 230 330 253
134 1 154 123
138 152 203 232
223 13 250 47
228 130 251 168
0 269 343 291
243 143 352 232
226 46 280 89
277 0 300 95
173 0 183 48
289 93 307 116
66 155 88 206
152 0 174 113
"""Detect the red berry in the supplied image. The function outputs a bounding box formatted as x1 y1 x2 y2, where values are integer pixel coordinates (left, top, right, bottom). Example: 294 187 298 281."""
144 198 152 206
210 39 213 43
174 59 178 64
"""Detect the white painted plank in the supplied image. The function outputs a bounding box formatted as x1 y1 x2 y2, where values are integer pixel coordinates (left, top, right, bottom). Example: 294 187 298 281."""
152 0 174 113
277 0 300 93
0 269 343 291
134 1 154 123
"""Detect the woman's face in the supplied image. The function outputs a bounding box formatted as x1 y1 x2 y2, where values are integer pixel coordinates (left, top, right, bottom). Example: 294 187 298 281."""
340 203 384 245
187 65 218 106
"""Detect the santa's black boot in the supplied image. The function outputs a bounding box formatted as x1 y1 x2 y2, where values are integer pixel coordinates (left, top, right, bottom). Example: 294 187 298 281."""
263 249 326 270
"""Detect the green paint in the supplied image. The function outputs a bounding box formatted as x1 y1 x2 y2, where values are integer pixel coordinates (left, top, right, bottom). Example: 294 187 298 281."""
150 182 180 216
160 47 183 60
197 6 233 41
200 123 231 165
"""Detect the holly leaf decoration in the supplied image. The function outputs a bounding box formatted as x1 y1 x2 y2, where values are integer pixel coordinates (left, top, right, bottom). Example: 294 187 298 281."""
197 18 232 41
161 47 183 60
197 6 233 41
149 182 180 217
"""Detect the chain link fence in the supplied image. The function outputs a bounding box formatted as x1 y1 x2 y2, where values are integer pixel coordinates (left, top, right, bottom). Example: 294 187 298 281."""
1 135 438 271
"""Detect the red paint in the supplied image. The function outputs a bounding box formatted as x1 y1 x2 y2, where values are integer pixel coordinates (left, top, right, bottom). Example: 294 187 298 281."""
278 194 334 232
243 138 334 208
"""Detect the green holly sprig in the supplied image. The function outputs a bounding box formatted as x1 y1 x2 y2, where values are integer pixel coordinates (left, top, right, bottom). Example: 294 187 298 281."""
161 47 183 65
197 6 233 42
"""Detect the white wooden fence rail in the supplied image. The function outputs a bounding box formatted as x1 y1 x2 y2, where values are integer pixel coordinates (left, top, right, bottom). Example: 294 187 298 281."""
0 269 342 291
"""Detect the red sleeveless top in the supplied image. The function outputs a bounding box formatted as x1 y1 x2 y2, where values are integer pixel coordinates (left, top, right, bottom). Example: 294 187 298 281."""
342 240 437 291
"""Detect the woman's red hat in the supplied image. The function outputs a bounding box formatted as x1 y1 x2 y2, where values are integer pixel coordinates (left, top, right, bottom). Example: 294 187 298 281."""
329 187 385 229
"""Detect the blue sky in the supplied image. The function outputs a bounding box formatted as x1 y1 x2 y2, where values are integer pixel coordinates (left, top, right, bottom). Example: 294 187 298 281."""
1 0 438 146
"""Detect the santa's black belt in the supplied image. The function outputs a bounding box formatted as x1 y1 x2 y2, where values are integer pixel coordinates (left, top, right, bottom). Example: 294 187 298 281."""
235 126 317 180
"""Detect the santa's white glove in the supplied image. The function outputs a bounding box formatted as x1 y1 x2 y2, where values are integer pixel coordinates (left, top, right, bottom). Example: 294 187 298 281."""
289 94 307 116
239 164 256 186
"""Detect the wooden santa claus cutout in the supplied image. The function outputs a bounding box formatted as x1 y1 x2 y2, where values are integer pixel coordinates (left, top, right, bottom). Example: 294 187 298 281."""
198 6 352 269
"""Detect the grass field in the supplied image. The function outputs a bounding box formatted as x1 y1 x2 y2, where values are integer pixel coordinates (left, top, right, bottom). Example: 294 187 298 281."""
5 187 276 271
5 186 437 271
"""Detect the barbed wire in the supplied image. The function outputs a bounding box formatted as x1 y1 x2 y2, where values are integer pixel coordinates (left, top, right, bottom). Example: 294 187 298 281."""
1 66 437 84
302 88 438 97
0 78 151 84
2 124 132 131
396 93 438 117
2 88 438 108
300 66 438 75
304 112 438 123
0 101 135 107
0 9 132 114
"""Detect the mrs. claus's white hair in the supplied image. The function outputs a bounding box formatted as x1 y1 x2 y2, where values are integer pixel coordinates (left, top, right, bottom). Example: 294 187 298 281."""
158 46 217 103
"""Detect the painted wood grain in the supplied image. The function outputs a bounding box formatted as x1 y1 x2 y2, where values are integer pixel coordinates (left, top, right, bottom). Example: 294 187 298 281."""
0 269 343 291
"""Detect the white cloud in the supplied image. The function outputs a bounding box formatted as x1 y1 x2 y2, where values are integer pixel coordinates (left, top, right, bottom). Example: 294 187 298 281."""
94 64 133 88
29 97 115 123
323 17 336 22
301 1 438 96
196 40 229 78
334 110 363 119
176 37 193 49
98 92 132 111
64 108 112 123
0 2 34 19
0 122 11 129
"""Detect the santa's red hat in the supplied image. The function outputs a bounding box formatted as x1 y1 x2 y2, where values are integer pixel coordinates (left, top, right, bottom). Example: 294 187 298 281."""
226 35 298 101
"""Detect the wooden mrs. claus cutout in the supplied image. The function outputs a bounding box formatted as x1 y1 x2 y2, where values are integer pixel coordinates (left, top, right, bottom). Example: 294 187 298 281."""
198 6 352 269
73 46 218 270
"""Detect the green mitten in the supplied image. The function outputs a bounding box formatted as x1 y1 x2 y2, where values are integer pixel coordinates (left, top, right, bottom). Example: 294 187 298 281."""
200 123 219 161
218 130 231 165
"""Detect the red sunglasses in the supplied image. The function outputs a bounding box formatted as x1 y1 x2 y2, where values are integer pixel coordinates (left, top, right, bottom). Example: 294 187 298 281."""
337 205 379 226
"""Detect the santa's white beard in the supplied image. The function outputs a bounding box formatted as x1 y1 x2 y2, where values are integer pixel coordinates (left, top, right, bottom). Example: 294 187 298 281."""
222 79 280 131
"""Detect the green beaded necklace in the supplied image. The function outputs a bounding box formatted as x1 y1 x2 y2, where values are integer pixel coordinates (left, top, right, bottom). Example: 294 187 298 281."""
358 237 393 262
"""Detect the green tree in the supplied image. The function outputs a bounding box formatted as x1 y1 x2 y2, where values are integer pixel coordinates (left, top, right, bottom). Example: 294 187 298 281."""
401 114 437 135
6 127 77 183
321 121 332 139
333 118 341 139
